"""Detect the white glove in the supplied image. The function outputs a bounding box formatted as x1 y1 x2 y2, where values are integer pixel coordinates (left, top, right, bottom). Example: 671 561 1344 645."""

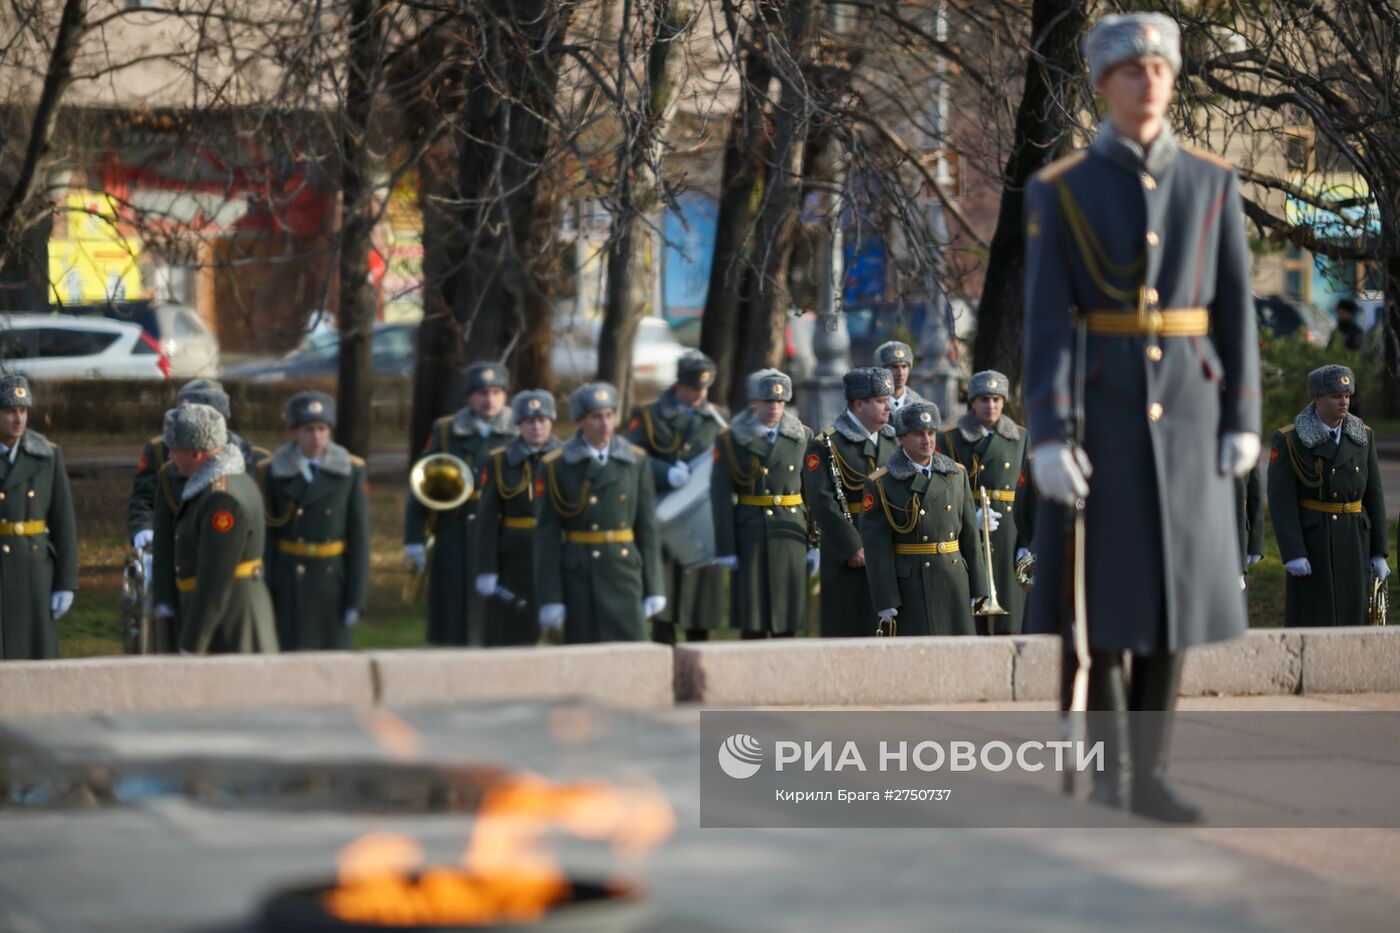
1240 574 1247 591
155 603 176 619
643 595 667 618
1030 442 1092 506
1218 432 1261 477
539 603 566 630
475 573 498 597
970 597 984 610
51 591 74 619
806 547 821 575
666 461 690 488
1372 557 1391 582
1246 554 1263 567
1285 557 1312 577
404 544 426 573
878 608 898 620
975 507 1001 532
1015 547 1031 563
343 609 360 628
132 529 154 550
715 555 738 570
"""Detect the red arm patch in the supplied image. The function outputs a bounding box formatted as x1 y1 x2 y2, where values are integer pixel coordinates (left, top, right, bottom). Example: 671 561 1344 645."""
211 511 235 533
628 416 641 431
136 453 148 473
1018 469 1026 488
862 493 875 512
1269 445 1279 464
805 453 820 472
533 477 545 499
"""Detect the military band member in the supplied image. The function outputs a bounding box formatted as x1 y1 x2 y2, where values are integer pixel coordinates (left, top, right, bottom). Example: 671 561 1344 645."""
535 383 664 643
860 401 987 636
624 352 728 644
804 367 898 637
939 370 1030 633
1236 461 1265 586
475 390 564 646
167 404 277 654
404 361 516 645
261 391 370 651
711 368 816 638
0 376 77 660
875 340 925 414
1267 365 1388 625
1022 13 1261 822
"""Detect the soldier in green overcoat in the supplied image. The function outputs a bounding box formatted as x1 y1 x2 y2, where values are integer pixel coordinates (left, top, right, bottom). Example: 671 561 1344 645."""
167 404 278 654
939 370 1030 634
804 367 898 637
623 352 728 643
474 390 563 646
876 340 926 416
0 376 78 660
534 383 665 644
404 362 516 645
1267 364 1388 626
261 391 370 650
860 400 988 637
711 369 816 637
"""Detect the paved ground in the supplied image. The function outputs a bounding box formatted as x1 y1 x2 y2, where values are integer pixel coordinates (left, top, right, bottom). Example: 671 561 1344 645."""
1 695 1397 932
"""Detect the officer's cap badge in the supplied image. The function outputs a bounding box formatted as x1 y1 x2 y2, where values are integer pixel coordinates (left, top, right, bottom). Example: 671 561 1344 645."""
1141 25 1161 44
772 384 784 397
528 398 541 410
920 412 932 423
1341 375 1351 386
594 388 608 401
482 368 494 381
699 371 712 384
893 349 906 360
308 400 323 414
988 379 998 389
13 387 26 399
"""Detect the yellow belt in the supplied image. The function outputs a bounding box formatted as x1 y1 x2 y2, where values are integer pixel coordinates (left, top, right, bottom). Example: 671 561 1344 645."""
277 539 345 558
1083 308 1209 337
1300 498 1362 514
0 520 46 536
177 558 263 592
503 517 536 530
565 530 634 544
895 542 961 555
738 494 804 507
984 489 1016 502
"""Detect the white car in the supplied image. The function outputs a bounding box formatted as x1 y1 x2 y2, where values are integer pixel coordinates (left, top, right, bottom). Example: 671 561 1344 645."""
550 316 689 396
0 314 170 380
95 302 220 378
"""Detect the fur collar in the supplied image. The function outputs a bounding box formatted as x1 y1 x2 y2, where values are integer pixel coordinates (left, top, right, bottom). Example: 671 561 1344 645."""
17 430 53 458
452 406 516 438
885 446 960 480
561 433 639 465
831 409 895 444
269 440 353 479
182 444 245 501
1092 121 1180 178
657 386 726 426
505 434 562 467
956 411 1022 443
730 408 806 444
1294 403 1367 449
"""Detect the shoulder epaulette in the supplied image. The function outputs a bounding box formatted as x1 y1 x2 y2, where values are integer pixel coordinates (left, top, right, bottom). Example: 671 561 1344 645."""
1364 424 1374 433
1033 150 1087 183
158 461 177 477
348 454 366 467
148 435 163 447
868 467 888 481
487 445 507 457
541 448 563 464
955 462 967 471
1278 424 1295 434
1185 146 1233 170
212 475 228 492
630 443 647 457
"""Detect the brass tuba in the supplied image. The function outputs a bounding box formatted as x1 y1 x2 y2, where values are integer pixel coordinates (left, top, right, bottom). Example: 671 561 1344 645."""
1370 572 1388 626
403 453 476 603
973 487 1008 628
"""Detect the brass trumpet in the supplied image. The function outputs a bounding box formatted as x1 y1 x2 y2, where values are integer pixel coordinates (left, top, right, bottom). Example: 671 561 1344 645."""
974 487 1008 626
1369 572 1388 626
403 452 475 604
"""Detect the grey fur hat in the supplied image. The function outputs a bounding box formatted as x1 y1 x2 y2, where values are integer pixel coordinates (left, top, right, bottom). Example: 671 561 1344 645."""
676 352 718 390
165 402 227 451
1308 364 1356 397
875 340 914 367
0 374 33 409
512 389 557 422
569 382 618 422
286 390 336 429
894 401 942 435
463 361 509 397
746 368 792 402
177 378 231 421
1084 13 1181 86
844 367 895 401
969 370 1010 400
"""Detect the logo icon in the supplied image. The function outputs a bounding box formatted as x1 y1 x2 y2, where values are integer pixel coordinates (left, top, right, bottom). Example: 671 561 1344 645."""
718 733 763 779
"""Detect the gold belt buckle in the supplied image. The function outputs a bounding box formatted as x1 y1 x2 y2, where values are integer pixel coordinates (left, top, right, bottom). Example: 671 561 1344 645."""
772 495 784 506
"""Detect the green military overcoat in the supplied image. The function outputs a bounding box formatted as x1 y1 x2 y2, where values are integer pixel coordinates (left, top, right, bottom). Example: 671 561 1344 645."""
0 431 78 660
859 447 987 637
404 408 515 645
174 446 278 654
940 413 1030 633
624 388 728 633
475 435 562 646
260 442 370 650
534 434 663 643
804 410 897 637
711 410 813 635
1267 404 1387 627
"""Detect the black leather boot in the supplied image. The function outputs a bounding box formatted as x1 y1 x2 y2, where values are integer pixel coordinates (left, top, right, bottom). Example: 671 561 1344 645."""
1129 651 1201 824
1086 651 1131 810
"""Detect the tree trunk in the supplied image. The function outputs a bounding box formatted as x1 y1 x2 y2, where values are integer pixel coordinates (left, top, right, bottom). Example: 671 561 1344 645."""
970 0 1088 388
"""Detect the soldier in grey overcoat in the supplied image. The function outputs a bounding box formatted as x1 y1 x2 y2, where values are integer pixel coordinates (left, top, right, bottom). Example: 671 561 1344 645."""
875 341 925 415
1022 13 1261 822
1267 365 1388 626
804 368 898 637
0 376 78 660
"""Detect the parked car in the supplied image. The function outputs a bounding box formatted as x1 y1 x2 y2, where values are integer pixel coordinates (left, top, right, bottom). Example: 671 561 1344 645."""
0 314 170 380
222 323 417 382
550 316 690 396
54 301 220 377
1255 295 1335 345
